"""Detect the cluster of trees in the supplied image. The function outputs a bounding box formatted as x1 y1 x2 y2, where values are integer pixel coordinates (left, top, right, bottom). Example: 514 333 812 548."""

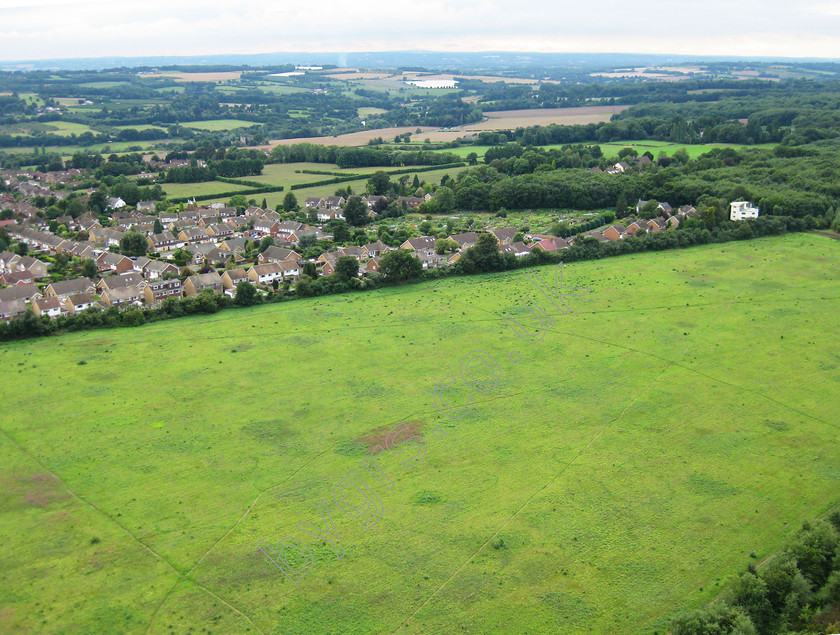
164 154 264 182
440 144 840 219
672 515 840 635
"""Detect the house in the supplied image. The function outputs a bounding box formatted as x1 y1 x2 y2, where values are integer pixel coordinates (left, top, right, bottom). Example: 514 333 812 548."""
338 245 365 260
45 277 96 299
106 197 126 210
248 262 284 285
417 253 445 269
362 241 390 258
635 199 672 215
259 246 301 264
225 216 249 231
252 218 279 237
730 201 759 221
32 296 67 318
0 270 34 285
159 210 179 224
450 232 481 250
143 278 182 304
363 195 388 209
0 282 41 304
64 293 96 313
275 221 309 239
304 197 325 209
321 260 336 276
647 218 667 232
90 227 125 247
316 208 345 222
490 228 518 245
363 257 380 274
183 271 223 296
98 272 146 292
531 237 571 251
665 215 680 228
324 196 345 210
396 195 429 208
277 260 300 279
101 285 143 307
317 250 341 264
178 227 211 244
500 241 531 257
400 236 437 257
206 223 234 239
625 220 648 236
221 268 249 290
132 256 151 273
96 252 134 273
577 231 609 243
136 201 157 213
147 231 182 252
0 298 27 321
678 205 698 218
603 224 628 241
143 260 179 280
219 237 249 255
188 244 233 266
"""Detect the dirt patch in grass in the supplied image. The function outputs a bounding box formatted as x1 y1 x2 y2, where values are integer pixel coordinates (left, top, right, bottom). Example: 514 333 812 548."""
360 420 424 450
25 473 68 508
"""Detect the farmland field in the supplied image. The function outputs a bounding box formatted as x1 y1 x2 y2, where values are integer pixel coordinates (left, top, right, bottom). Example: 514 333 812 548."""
160 181 252 199
181 119 256 131
0 233 838 633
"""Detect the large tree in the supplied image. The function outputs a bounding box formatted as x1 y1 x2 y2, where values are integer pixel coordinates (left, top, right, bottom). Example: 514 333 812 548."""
120 231 147 257
379 249 422 283
343 195 369 226
334 255 359 281
367 171 391 195
282 191 298 212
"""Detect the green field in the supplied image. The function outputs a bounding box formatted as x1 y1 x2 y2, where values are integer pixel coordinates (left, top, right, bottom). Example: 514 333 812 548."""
161 181 252 199
196 163 469 209
0 233 838 632
593 140 777 159
181 119 257 131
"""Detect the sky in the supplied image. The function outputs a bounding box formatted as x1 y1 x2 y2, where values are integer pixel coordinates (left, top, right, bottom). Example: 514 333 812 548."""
1 0 839 62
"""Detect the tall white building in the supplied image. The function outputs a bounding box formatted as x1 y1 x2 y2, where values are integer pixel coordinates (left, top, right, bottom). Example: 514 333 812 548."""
730 201 760 221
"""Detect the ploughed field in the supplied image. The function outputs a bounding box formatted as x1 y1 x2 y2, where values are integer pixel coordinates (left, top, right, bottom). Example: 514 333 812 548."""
0 232 838 633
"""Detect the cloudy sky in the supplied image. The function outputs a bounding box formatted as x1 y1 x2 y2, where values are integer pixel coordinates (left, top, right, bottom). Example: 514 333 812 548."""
1 0 839 61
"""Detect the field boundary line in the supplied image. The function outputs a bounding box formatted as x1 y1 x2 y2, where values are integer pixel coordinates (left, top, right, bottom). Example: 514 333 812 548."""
0 426 264 635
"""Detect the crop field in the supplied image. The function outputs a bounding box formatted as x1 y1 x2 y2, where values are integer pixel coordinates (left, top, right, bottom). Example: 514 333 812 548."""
181 119 256 131
0 233 838 633
262 126 436 149
141 71 243 82
160 181 252 199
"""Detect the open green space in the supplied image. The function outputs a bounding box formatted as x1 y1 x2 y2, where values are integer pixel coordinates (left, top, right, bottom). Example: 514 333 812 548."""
1 233 837 632
593 140 778 159
180 119 257 131
161 181 252 199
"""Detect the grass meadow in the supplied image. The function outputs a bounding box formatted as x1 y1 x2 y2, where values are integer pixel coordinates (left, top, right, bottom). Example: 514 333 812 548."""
181 120 257 131
0 233 838 633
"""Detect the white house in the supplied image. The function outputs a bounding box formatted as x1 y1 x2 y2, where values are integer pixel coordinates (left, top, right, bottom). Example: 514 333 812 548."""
730 201 759 221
